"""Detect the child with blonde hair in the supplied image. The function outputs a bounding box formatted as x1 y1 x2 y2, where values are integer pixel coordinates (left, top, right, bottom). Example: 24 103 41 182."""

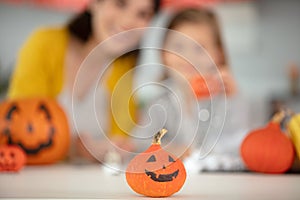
134 8 249 172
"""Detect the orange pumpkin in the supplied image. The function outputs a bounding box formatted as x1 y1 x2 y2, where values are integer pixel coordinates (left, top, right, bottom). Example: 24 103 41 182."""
126 129 186 197
189 75 220 99
0 145 26 172
241 112 295 173
0 98 70 164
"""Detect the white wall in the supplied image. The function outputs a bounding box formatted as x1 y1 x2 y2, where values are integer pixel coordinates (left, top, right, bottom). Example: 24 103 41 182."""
0 2 72 77
228 0 300 98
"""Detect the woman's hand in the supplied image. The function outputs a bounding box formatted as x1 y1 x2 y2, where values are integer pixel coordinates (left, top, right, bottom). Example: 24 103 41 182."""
109 135 136 155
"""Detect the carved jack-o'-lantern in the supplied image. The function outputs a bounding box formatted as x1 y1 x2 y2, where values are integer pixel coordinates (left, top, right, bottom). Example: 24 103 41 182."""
126 129 186 197
0 98 70 164
0 145 26 172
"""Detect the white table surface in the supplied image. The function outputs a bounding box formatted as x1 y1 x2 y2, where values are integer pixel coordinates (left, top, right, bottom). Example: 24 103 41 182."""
1 164 300 200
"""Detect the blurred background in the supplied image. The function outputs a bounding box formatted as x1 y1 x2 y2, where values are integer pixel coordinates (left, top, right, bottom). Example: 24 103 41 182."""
0 0 299 127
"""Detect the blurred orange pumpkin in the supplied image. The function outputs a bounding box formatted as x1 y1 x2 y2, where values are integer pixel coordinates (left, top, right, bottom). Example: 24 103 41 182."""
0 98 70 164
126 129 186 197
0 145 26 172
241 112 295 173
189 75 220 99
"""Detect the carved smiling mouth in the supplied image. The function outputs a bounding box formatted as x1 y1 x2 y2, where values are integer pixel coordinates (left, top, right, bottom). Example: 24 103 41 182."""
7 131 54 155
0 162 16 171
145 169 179 182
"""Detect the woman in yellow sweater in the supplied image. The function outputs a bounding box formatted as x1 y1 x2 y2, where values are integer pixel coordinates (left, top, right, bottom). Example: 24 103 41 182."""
8 0 161 162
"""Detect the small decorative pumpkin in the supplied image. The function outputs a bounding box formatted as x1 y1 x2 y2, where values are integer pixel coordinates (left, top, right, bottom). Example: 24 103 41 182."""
241 111 295 173
288 113 300 159
0 145 26 172
189 75 220 99
126 129 186 197
0 98 70 164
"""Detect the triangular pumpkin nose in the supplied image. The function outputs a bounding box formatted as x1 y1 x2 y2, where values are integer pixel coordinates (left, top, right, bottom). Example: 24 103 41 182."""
27 123 33 133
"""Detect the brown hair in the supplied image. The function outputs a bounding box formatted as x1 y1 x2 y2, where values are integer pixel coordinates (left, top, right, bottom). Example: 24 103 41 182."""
166 8 227 66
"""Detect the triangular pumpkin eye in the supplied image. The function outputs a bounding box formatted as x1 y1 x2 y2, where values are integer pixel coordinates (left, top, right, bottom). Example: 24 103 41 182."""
169 155 175 162
147 155 156 162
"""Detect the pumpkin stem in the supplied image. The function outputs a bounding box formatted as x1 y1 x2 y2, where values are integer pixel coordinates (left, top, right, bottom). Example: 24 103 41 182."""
152 128 168 145
272 108 296 124
271 110 286 124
